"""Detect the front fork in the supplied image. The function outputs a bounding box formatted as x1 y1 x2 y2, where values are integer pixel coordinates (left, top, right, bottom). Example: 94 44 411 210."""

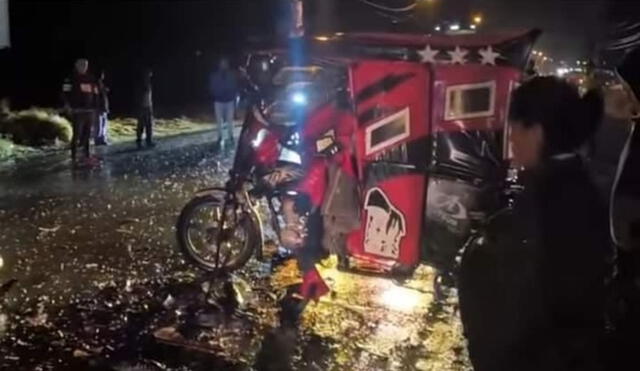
203 183 265 270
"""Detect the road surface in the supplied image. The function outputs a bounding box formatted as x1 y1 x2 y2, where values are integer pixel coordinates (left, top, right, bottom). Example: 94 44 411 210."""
0 131 469 371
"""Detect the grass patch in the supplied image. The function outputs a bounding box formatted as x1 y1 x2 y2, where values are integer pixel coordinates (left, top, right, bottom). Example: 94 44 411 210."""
108 117 210 143
0 138 14 160
0 109 72 145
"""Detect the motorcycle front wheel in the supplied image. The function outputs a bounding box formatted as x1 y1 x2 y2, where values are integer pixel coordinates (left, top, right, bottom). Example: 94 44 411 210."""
176 194 259 272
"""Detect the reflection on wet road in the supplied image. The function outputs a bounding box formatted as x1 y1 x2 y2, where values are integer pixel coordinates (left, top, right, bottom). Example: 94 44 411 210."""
0 135 469 370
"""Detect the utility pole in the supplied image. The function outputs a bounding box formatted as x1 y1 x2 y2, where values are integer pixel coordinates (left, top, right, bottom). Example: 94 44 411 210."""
289 0 307 66
290 0 304 38
0 0 9 49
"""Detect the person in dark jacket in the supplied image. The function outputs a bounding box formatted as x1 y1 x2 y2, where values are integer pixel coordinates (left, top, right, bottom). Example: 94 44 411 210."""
136 69 154 149
95 70 110 145
458 77 611 371
210 57 238 147
62 58 99 161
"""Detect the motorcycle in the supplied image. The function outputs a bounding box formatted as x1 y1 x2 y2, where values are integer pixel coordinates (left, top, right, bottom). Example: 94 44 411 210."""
176 30 540 296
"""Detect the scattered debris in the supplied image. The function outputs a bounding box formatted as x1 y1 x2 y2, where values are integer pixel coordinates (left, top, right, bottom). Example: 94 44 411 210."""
37 225 61 233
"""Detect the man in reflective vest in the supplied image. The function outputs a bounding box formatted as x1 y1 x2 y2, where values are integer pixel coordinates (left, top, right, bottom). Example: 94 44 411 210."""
62 58 99 161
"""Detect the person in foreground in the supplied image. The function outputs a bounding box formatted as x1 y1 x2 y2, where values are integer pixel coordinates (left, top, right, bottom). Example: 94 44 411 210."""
458 77 611 371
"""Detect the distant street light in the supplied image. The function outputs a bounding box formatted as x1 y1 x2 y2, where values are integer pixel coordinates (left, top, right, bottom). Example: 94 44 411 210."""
473 15 483 25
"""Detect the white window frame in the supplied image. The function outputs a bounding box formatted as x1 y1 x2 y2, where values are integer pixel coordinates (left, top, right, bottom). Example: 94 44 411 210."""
444 81 496 121
365 107 411 155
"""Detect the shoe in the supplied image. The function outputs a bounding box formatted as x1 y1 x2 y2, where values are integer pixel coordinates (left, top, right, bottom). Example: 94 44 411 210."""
136 141 143 150
300 268 330 301
278 291 308 329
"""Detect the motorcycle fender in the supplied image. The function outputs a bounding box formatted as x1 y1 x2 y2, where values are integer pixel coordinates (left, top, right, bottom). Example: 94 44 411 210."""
194 187 227 199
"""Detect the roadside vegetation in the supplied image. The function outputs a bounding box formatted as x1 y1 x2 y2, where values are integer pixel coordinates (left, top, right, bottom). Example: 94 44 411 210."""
0 107 211 163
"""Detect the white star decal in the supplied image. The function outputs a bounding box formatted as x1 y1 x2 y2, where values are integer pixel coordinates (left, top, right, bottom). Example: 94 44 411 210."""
478 46 501 65
448 46 468 64
418 45 440 63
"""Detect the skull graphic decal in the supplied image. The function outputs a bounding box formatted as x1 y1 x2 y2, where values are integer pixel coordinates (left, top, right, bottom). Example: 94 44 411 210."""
363 188 406 259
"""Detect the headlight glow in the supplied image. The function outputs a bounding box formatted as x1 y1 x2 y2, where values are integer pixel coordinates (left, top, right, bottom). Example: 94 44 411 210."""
291 92 308 105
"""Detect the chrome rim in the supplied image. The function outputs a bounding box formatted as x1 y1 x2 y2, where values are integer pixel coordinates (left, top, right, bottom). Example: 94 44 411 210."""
186 201 248 268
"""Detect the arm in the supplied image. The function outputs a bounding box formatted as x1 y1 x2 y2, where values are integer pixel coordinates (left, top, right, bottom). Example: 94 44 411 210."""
61 78 72 112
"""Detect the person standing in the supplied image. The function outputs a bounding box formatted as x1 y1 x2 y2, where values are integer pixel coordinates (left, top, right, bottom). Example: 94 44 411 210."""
136 68 155 149
62 58 99 162
458 77 611 371
210 57 238 148
95 71 110 145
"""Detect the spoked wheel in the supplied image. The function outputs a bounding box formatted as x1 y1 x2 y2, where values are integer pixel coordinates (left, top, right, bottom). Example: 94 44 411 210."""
176 193 258 272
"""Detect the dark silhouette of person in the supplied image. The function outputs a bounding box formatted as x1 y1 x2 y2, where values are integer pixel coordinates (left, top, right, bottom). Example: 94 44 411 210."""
459 77 611 371
136 68 155 148
62 58 98 161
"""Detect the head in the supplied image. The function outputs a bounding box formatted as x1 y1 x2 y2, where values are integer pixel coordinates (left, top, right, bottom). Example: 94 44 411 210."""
508 76 603 169
219 58 230 70
75 59 89 74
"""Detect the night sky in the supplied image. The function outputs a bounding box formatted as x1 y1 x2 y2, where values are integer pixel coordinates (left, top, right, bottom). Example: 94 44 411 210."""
1 0 639 114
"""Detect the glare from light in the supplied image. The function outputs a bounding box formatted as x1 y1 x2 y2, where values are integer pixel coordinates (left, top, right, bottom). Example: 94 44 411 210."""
251 128 268 148
556 68 568 77
291 92 308 105
379 285 422 312
473 15 483 24
470 24 477 30
434 25 441 32
315 36 330 42
449 23 460 31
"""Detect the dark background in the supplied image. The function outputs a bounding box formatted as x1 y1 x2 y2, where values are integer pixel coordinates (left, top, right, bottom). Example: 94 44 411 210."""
0 0 638 116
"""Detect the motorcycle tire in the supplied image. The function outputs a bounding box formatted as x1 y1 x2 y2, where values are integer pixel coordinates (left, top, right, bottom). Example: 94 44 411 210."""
176 195 259 272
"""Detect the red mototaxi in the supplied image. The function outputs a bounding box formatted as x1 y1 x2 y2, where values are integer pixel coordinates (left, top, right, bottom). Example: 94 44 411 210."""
241 29 540 300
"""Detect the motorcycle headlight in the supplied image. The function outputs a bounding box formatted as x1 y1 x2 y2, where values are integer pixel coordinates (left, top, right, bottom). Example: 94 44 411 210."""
290 91 308 106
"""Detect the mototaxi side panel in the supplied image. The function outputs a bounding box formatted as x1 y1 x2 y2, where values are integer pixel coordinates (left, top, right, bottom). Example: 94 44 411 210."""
424 64 522 272
346 60 431 274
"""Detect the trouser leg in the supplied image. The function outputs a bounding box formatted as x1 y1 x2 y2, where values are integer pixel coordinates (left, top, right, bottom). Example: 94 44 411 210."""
71 115 81 159
136 110 144 143
94 113 102 142
145 109 153 143
214 101 225 141
96 113 107 142
81 113 92 157
225 102 235 141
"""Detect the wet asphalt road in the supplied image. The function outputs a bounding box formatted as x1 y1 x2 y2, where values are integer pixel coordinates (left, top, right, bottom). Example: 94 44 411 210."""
0 132 468 371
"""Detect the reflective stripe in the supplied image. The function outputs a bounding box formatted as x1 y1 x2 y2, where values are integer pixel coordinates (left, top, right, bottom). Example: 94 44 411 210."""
62 84 72 92
80 83 93 93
